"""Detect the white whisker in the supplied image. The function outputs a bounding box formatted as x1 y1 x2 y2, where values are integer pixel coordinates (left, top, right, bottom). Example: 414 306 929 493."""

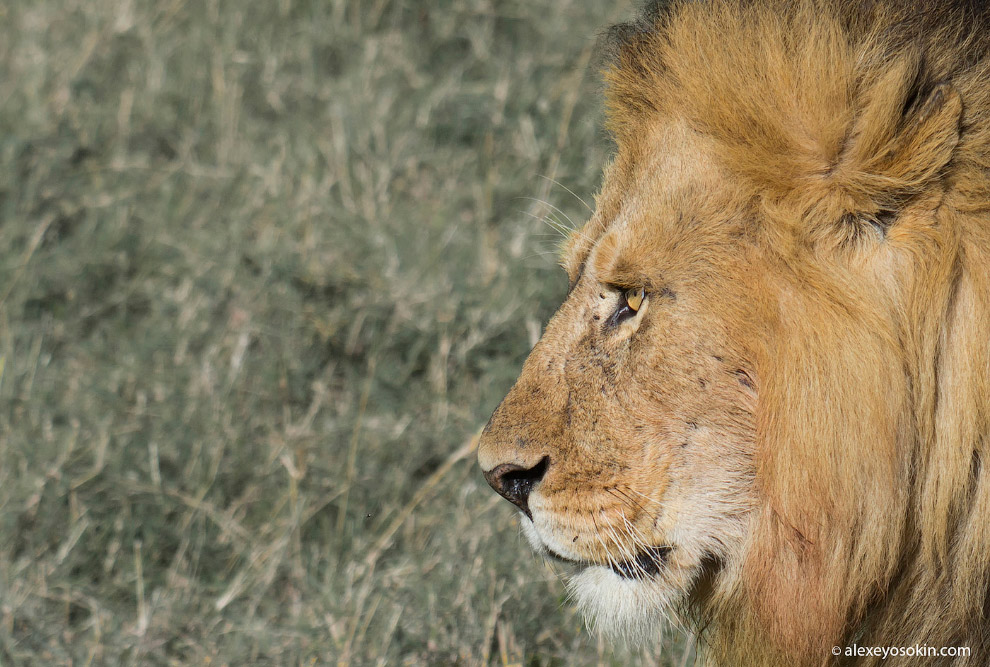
538 174 594 213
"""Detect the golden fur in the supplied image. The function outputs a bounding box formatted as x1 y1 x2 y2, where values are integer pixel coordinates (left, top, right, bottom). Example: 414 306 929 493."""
478 1 990 664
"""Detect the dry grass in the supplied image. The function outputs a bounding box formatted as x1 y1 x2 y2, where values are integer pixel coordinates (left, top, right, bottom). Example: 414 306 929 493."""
0 0 691 663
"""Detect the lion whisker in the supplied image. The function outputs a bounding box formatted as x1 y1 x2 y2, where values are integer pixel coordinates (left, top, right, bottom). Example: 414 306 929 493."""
518 196 581 232
623 486 664 508
515 197 600 247
537 174 594 214
517 209 572 240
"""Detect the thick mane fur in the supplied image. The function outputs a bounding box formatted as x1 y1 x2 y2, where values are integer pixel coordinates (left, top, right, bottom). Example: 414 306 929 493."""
604 0 990 232
602 1 990 664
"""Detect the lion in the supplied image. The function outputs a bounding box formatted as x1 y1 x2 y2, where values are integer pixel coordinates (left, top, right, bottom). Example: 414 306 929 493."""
477 0 990 664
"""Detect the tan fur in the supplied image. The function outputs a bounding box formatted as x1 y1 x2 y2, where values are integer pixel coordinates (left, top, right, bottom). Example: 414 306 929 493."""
478 1 990 664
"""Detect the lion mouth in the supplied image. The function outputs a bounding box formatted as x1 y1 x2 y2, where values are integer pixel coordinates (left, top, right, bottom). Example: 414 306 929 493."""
608 546 671 579
544 545 671 580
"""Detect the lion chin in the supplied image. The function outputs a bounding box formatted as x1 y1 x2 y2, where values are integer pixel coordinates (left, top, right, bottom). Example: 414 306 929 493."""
568 568 670 641
479 1 990 665
520 519 682 642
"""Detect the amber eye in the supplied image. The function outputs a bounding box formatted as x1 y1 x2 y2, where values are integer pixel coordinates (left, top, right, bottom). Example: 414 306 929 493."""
624 286 645 312
606 286 646 328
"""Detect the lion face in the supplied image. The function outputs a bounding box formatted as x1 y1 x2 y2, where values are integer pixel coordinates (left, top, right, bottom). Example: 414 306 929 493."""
478 123 765 635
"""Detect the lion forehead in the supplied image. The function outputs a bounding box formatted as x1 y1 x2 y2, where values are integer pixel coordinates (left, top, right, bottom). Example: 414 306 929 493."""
564 120 736 283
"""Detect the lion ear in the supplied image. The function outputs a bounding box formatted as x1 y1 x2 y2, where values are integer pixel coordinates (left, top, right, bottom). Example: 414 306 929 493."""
834 69 962 219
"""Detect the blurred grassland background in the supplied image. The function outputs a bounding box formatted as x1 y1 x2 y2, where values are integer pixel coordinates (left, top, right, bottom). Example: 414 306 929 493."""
0 0 691 664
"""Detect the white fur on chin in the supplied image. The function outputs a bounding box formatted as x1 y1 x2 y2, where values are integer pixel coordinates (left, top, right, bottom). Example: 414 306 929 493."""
566 566 671 643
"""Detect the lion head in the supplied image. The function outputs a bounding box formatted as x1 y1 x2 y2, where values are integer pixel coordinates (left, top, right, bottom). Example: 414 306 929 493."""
478 1 990 664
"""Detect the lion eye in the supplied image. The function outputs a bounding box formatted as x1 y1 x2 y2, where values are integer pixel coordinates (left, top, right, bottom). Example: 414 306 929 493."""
624 286 645 312
606 286 647 328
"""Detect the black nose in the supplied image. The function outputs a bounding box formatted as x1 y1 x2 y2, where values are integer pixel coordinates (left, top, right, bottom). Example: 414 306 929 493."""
483 456 549 520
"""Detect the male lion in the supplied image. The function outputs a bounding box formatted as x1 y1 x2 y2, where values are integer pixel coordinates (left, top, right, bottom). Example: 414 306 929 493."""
477 0 990 664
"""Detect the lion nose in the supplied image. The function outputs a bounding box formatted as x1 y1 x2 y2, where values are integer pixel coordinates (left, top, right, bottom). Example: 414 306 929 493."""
483 456 549 520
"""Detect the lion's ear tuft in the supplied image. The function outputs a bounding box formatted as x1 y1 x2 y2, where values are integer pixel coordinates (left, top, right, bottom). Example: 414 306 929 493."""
830 70 962 218
797 65 963 245
888 79 962 184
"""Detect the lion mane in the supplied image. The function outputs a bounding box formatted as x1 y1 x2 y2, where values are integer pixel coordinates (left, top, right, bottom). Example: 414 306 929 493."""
479 1 990 665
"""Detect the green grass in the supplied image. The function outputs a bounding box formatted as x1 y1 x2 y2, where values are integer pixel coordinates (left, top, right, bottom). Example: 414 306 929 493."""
0 0 692 664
